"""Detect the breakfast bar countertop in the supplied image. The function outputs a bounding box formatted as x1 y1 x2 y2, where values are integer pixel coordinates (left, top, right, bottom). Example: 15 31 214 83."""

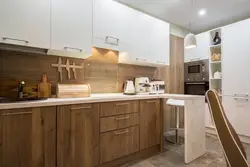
0 93 205 110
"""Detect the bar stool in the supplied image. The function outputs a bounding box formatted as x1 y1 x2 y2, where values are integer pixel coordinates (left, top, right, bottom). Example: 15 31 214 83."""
166 99 185 144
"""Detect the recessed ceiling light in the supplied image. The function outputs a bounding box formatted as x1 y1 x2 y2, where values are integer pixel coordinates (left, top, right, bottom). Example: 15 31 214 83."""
198 9 207 16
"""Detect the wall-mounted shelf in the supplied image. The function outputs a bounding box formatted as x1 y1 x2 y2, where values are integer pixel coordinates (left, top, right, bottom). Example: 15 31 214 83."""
209 28 223 99
210 61 222 64
210 44 221 49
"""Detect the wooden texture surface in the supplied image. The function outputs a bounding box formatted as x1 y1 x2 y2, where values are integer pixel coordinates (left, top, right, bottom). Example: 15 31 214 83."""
57 103 100 167
164 35 185 133
100 113 139 133
98 145 160 167
100 126 139 164
139 99 161 150
0 107 56 167
56 84 91 98
0 47 165 96
100 101 139 117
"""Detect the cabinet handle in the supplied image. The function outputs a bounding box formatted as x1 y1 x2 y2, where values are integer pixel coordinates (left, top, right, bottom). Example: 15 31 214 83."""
136 58 147 61
116 103 129 106
71 106 91 110
114 116 130 121
114 129 129 135
64 47 83 52
146 100 157 103
2 37 29 44
234 97 248 101
2 111 32 116
157 61 166 64
234 94 249 97
105 36 119 45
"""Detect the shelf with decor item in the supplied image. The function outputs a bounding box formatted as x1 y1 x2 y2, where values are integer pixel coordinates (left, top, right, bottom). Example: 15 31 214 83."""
209 28 223 99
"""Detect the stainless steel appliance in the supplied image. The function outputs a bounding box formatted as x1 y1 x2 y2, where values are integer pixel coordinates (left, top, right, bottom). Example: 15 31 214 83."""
184 59 209 96
184 59 209 82
149 81 165 94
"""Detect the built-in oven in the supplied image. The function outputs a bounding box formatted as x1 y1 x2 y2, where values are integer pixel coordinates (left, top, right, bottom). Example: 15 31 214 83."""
185 82 209 96
184 59 209 96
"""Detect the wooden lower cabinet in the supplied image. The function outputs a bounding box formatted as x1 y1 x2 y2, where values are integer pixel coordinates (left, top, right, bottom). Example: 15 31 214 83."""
57 103 100 167
139 99 161 150
100 126 139 164
0 107 57 167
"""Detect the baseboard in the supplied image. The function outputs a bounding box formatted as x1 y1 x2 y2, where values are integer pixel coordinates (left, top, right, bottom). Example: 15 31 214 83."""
206 126 250 144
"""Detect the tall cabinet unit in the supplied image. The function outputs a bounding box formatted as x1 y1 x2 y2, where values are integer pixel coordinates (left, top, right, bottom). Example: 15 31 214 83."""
0 0 50 48
50 0 93 58
222 18 250 137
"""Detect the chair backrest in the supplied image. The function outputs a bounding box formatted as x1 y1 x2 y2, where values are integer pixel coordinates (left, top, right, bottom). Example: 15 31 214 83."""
206 90 248 167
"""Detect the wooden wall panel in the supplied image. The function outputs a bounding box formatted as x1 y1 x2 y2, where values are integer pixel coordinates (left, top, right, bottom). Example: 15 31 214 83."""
0 47 164 95
163 35 185 133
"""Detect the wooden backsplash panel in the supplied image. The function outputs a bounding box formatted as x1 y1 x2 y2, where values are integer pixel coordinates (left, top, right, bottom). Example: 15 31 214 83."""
0 47 168 96
83 59 118 93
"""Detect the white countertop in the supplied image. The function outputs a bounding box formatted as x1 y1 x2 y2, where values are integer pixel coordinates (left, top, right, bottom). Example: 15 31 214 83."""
0 93 205 110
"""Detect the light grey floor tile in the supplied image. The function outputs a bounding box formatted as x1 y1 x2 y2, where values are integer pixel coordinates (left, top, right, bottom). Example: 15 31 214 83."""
121 134 250 167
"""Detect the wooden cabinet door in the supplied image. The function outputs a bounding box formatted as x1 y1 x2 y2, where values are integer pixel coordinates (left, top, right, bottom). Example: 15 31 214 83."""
0 0 50 48
51 0 92 58
57 103 100 167
139 99 161 150
100 126 139 163
0 107 56 167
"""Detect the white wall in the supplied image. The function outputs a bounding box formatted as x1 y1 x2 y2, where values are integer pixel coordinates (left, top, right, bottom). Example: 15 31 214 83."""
170 24 189 38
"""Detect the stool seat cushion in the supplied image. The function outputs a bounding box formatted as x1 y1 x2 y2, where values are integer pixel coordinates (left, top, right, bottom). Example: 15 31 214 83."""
167 99 185 107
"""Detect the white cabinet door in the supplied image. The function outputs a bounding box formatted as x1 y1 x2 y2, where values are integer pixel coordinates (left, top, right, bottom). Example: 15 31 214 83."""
51 0 92 58
185 47 197 62
93 0 135 51
0 0 50 48
223 96 250 137
222 18 250 95
150 19 170 65
196 32 209 60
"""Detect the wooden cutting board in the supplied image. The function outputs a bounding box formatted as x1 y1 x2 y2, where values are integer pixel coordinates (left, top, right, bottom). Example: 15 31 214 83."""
38 74 51 98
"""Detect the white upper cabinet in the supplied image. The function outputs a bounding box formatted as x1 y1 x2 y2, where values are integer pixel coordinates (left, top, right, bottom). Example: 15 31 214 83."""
0 0 50 48
185 32 209 62
222 18 250 95
93 0 132 50
93 0 170 66
50 0 92 58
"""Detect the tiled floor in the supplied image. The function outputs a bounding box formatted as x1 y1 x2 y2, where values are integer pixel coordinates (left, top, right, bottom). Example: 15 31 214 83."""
121 134 250 167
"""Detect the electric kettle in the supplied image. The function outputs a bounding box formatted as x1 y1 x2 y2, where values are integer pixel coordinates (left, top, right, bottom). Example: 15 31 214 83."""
123 80 136 95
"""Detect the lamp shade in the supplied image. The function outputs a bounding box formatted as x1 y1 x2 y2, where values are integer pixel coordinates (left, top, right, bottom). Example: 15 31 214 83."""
184 33 197 49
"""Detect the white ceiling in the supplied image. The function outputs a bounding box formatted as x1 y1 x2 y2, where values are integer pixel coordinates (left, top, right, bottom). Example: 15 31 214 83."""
116 0 250 34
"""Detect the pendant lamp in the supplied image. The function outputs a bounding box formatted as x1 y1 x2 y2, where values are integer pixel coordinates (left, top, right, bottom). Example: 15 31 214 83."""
184 0 197 49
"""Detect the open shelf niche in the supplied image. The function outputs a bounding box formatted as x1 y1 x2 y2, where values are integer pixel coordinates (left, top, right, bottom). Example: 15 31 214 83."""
209 28 223 97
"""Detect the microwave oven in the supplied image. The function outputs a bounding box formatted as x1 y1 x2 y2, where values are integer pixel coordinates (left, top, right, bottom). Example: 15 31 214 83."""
184 59 209 82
